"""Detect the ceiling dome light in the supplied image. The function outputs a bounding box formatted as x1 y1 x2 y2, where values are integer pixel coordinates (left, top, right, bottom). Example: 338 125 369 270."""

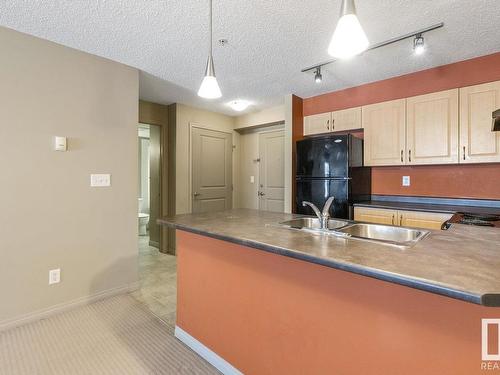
314 67 322 83
413 34 425 55
228 100 250 111
328 0 369 59
198 0 222 99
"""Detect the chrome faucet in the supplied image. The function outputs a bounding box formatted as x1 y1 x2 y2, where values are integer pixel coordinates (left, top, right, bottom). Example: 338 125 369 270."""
302 196 335 230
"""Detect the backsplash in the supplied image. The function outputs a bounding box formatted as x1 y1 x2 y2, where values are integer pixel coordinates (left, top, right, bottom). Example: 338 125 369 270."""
371 164 500 200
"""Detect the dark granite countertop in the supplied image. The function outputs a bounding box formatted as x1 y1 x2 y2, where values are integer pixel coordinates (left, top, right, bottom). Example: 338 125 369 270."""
159 209 500 307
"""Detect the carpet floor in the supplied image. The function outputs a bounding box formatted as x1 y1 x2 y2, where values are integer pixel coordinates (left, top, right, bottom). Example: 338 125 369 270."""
0 294 219 375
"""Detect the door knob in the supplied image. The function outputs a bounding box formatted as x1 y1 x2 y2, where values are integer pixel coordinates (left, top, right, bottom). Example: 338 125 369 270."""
193 192 200 197
258 191 265 196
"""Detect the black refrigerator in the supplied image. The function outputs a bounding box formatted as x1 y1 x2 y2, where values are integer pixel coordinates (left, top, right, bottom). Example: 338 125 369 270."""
295 134 371 219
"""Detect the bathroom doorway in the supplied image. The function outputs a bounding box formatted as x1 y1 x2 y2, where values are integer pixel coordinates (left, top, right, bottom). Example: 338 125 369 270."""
138 123 161 248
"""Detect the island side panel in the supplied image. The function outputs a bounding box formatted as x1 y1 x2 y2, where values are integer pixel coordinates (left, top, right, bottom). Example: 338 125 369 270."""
176 230 500 375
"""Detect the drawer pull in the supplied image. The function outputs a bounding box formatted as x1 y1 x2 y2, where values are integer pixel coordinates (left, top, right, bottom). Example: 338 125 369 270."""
400 150 403 163
463 146 466 161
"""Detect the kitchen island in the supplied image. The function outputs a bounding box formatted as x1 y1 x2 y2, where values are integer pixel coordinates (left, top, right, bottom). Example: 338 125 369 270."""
159 209 500 375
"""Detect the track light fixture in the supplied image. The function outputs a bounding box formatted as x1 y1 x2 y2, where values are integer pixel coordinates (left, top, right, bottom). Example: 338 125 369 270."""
302 22 443 80
413 34 425 55
314 67 322 83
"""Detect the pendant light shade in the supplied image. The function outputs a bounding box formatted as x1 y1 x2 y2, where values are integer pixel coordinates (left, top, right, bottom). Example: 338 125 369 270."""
328 0 369 59
198 55 222 99
198 0 222 99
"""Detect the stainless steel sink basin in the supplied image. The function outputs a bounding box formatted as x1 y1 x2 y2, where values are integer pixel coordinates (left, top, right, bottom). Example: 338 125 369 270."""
279 217 350 231
336 223 429 247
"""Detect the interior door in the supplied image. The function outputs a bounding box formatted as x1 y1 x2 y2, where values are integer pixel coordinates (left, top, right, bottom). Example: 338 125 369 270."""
192 127 232 213
149 124 161 247
406 89 459 165
258 130 285 212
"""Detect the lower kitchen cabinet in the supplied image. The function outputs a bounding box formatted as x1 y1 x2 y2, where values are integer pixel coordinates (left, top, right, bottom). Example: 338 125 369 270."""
353 207 398 225
354 206 453 230
397 210 453 230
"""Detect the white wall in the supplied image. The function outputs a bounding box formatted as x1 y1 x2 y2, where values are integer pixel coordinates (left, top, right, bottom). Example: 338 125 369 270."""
0 27 139 328
235 105 285 129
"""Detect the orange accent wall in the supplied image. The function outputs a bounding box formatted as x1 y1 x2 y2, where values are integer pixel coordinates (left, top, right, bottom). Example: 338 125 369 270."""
372 164 500 199
299 52 500 199
177 231 500 375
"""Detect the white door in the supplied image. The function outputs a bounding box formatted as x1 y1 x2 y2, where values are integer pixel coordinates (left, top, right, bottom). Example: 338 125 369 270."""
192 127 232 213
258 130 285 212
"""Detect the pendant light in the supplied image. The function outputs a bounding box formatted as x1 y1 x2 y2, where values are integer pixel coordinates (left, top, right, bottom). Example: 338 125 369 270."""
328 0 369 59
198 0 222 99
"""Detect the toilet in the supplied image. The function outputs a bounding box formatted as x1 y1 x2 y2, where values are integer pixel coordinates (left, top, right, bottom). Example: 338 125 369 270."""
138 198 149 236
138 213 150 236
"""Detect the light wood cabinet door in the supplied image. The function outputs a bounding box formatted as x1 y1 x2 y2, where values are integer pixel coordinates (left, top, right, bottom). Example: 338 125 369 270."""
332 107 362 131
459 81 500 163
354 207 397 225
303 112 332 136
406 89 459 165
398 210 453 230
362 99 406 166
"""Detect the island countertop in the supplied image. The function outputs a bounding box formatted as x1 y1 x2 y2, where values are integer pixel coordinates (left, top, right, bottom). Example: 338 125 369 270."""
158 209 500 306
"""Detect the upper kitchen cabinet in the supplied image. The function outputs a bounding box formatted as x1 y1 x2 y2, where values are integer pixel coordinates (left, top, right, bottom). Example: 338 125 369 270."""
459 81 500 163
406 89 459 165
303 112 331 136
362 99 406 166
331 107 362 131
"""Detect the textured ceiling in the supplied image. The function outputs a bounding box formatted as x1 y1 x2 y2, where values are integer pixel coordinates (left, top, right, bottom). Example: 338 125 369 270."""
1 1 499 116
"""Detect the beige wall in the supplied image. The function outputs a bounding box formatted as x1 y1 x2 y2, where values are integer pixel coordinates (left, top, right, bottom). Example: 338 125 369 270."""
175 104 240 214
0 27 139 327
235 105 285 129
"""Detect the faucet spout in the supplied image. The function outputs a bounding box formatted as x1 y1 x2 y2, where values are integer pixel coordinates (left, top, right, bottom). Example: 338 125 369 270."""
302 196 335 230
322 196 335 217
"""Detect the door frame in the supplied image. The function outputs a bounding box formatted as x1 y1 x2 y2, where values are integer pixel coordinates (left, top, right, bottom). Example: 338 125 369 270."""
189 123 234 213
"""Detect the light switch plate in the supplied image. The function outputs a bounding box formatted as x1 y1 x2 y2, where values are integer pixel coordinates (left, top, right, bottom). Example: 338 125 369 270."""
250 176 255 183
49 269 61 285
90 174 111 187
402 176 410 187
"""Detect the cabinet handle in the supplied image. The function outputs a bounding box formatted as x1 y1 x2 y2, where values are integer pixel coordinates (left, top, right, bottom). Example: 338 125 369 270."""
400 215 403 226
326 120 330 130
463 146 466 161
392 215 395 225
400 150 403 163
409 149 412 162
332 119 335 130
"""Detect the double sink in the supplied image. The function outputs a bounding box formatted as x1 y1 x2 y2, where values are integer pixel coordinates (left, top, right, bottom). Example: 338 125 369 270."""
279 217 429 248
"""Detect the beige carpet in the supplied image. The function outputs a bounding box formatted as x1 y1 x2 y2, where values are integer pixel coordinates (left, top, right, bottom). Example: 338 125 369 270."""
0 294 219 375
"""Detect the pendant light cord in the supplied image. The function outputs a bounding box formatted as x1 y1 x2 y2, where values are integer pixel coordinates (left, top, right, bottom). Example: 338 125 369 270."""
209 0 213 56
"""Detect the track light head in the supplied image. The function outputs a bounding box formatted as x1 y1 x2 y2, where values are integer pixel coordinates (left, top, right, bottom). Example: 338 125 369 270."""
314 67 322 83
413 34 425 55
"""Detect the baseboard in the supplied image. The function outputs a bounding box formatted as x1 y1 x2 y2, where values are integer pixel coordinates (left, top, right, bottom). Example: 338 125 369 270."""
175 325 243 375
0 281 140 332
149 240 160 248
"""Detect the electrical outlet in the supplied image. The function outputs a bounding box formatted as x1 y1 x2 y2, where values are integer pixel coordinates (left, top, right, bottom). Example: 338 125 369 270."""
90 174 111 187
402 176 411 187
49 269 61 285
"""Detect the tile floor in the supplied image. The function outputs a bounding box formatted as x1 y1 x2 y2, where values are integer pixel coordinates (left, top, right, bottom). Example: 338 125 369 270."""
131 235 177 326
